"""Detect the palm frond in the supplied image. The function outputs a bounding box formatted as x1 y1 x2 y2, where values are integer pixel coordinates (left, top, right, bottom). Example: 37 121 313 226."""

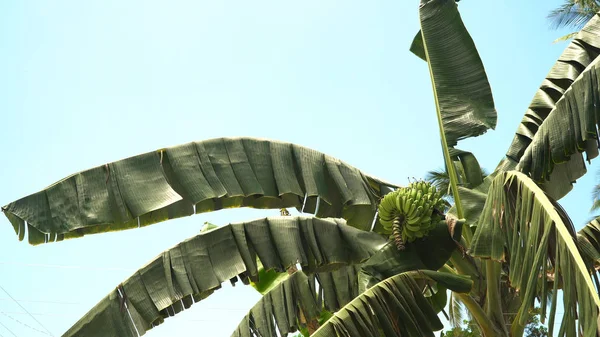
448 292 466 328
548 0 600 30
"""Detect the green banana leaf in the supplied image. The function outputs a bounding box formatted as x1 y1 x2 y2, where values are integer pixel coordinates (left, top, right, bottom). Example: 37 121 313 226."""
362 218 464 291
311 270 472 337
448 148 484 189
505 14 600 164
516 51 600 199
470 171 600 336
427 149 485 197
2 137 397 245
455 184 488 225
427 284 448 314
575 216 600 293
62 217 386 337
249 263 289 295
502 14 600 198
409 30 426 61
577 216 600 263
419 0 496 147
232 266 361 337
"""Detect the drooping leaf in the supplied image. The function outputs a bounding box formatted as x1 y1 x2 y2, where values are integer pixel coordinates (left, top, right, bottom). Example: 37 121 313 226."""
62 217 386 337
502 14 600 198
427 285 448 315
232 266 361 337
470 171 600 336
506 13 600 164
2 137 397 245
516 51 600 199
575 216 600 295
311 270 472 337
426 149 486 198
448 148 484 188
420 0 496 147
577 216 600 263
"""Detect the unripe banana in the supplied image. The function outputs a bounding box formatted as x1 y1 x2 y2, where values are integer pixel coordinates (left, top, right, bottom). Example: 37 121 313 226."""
379 181 445 249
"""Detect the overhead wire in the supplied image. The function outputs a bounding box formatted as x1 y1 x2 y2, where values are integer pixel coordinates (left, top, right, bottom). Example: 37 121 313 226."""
0 312 50 336
0 320 17 337
0 285 53 336
0 261 134 272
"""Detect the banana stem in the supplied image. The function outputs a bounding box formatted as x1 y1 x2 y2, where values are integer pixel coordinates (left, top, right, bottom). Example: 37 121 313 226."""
455 292 500 337
392 215 405 251
438 265 498 337
485 260 508 336
419 30 469 245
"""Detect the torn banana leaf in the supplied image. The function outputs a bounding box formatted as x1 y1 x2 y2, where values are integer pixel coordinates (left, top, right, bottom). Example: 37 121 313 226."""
575 216 600 293
311 270 472 337
419 0 496 146
232 266 361 337
502 15 600 199
2 137 397 245
505 13 600 167
470 171 600 336
62 217 386 337
516 51 600 199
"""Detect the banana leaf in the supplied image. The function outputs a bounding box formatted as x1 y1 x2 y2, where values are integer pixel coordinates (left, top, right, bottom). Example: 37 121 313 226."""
505 14 600 164
62 217 386 337
516 51 600 199
575 216 600 294
419 0 496 147
502 15 600 199
448 148 484 189
577 216 600 264
409 30 426 61
2 137 397 245
470 171 600 336
311 270 472 337
232 266 361 337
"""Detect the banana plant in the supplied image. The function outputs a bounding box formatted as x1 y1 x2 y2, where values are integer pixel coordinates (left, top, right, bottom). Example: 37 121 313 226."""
5 0 600 336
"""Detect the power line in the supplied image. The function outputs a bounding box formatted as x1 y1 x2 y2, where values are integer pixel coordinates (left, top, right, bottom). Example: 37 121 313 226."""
0 285 53 337
0 299 81 306
0 312 70 318
0 312 50 336
0 261 133 272
0 320 17 337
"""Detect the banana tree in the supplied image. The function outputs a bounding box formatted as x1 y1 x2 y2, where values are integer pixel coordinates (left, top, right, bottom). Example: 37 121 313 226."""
5 1 600 336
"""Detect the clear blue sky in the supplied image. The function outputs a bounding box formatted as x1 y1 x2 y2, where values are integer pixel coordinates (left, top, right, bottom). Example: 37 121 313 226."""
0 0 593 336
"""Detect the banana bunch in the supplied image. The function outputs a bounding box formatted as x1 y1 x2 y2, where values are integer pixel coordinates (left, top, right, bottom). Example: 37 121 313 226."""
378 180 445 248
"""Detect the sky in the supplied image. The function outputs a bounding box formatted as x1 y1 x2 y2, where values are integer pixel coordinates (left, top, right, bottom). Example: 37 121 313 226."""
0 0 595 336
